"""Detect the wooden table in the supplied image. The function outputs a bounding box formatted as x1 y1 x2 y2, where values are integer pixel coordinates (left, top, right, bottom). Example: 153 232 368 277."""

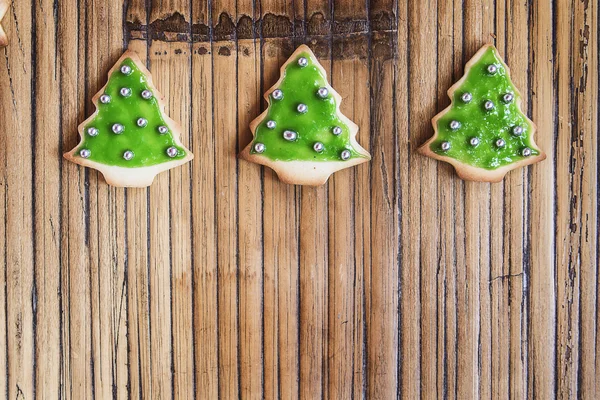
0 0 597 398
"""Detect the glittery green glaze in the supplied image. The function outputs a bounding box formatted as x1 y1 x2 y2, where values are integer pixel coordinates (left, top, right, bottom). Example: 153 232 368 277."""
431 47 539 170
250 52 366 162
76 58 186 167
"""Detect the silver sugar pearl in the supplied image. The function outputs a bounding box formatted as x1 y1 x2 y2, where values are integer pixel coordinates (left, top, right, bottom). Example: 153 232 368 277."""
449 120 461 130
522 147 532 157
272 89 283 100
112 123 124 134
283 130 297 141
461 92 473 103
141 90 153 99
503 93 514 103
313 142 324 153
484 100 495 110
99 94 111 104
340 150 351 161
317 87 329 99
297 103 308 114
120 87 132 97
512 125 524 136
441 141 451 151
495 138 506 148
166 147 179 158
120 65 132 75
158 126 169 135
487 64 498 75
254 143 266 153
266 120 276 129
297 57 308 67
332 126 343 136
123 150 134 161
469 137 480 147
136 118 148 127
79 148 91 158
87 127 99 137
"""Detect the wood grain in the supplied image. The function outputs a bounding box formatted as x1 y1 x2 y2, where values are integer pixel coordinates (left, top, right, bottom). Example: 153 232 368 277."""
0 0 598 398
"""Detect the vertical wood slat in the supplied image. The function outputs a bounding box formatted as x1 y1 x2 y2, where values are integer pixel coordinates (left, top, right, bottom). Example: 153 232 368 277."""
237 11 264 399
190 0 219 397
328 0 370 396
33 0 62 394
146 1 195 399
555 0 598 398
406 0 439 398
1 0 35 397
211 0 240 397
368 0 399 398
528 0 556 398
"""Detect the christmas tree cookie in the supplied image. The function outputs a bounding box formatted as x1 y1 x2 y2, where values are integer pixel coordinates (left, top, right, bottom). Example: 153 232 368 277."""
0 0 9 47
418 44 545 182
64 50 193 187
239 44 370 186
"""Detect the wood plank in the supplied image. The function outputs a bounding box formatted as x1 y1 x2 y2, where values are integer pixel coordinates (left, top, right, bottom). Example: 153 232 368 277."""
528 0 557 397
211 2 240 398
554 0 598 397
191 1 218 396
571 2 598 398
0 0 35 398
146 43 175 400
151 34 195 398
406 0 440 397
32 0 62 393
237 7 265 398
554 0 598 396
146 1 195 398
367 0 399 398
213 38 240 400
328 16 369 399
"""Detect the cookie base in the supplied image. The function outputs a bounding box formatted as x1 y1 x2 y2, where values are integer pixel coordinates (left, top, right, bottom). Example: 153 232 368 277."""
64 150 193 187
239 146 369 186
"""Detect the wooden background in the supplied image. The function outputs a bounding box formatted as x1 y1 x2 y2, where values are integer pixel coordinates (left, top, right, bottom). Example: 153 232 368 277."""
0 0 598 398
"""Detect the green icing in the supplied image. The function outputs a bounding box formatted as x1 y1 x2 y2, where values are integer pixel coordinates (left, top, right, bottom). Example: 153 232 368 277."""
76 58 186 167
250 51 366 162
431 46 539 170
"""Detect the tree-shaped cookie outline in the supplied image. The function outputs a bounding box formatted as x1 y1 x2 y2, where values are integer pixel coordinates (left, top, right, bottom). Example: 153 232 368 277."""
0 0 9 47
239 44 371 186
64 50 193 187
418 44 545 183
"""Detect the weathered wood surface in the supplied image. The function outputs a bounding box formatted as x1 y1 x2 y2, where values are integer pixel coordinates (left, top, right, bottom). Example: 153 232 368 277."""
0 0 597 398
